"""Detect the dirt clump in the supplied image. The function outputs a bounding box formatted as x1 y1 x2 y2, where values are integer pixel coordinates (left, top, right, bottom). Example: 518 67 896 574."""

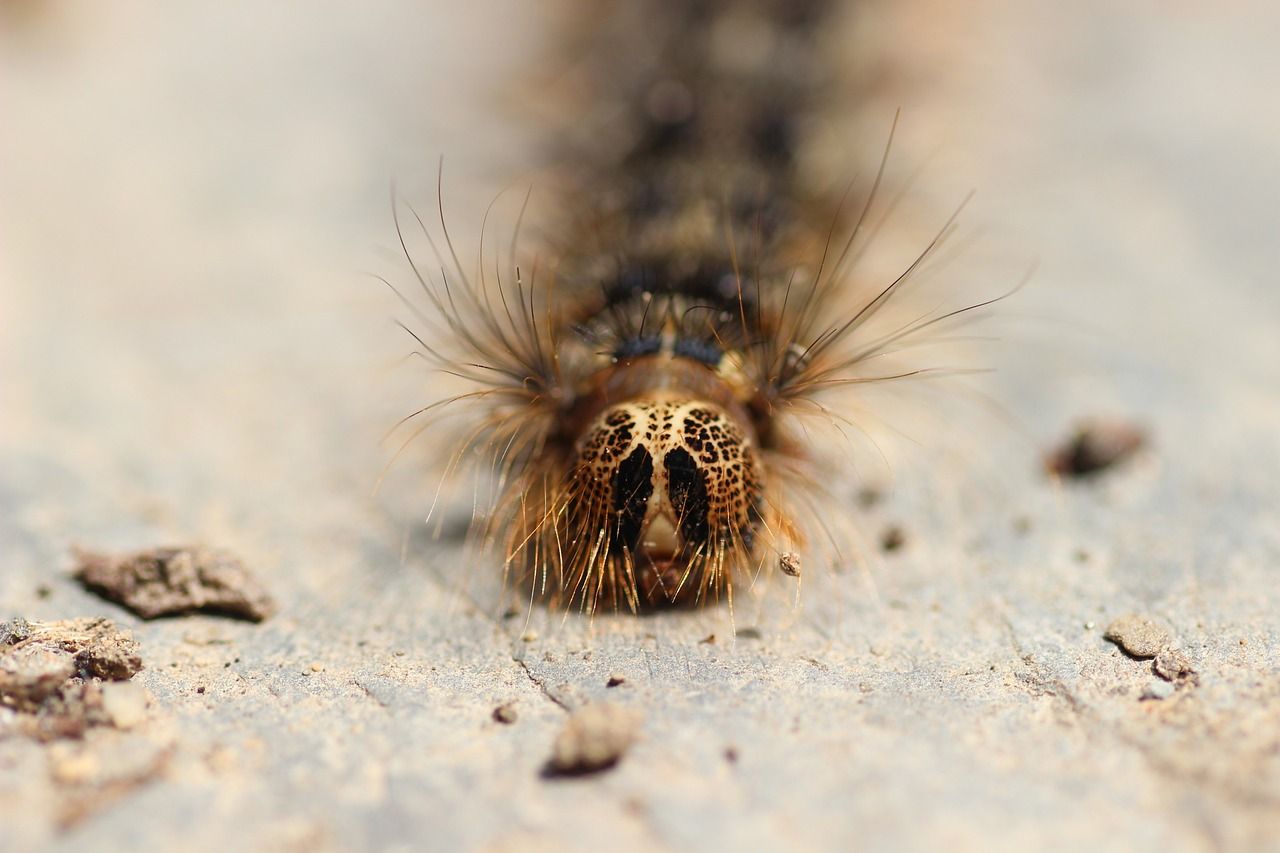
0 618 144 741
1153 647 1198 685
1103 614 1199 692
74 545 276 622
1103 614 1169 659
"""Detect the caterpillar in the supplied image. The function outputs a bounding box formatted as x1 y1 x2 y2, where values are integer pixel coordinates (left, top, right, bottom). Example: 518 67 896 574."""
384 0 1003 616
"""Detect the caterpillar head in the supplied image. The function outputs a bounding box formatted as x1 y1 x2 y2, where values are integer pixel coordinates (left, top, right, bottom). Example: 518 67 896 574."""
569 398 765 605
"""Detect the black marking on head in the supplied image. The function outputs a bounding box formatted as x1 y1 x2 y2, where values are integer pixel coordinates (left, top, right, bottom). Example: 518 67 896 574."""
664 448 710 545
741 452 765 553
612 446 654 553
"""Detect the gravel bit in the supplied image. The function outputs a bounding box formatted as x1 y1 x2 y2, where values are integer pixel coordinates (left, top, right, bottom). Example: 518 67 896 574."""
1046 420 1146 478
1103 614 1170 659
547 703 642 776
1153 647 1198 684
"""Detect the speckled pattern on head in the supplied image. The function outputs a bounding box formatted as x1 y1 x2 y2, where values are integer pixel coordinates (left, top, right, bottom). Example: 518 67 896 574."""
573 399 764 604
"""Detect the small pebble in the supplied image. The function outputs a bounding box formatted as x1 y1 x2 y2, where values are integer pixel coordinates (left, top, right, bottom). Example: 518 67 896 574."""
547 704 642 775
1104 614 1170 659
1141 680 1175 701
606 674 626 688
1045 420 1146 478
492 703 518 725
880 525 906 553
1153 648 1197 683
100 681 148 729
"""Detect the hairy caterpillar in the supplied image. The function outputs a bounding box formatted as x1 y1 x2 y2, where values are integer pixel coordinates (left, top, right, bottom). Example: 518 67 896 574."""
384 0 1004 615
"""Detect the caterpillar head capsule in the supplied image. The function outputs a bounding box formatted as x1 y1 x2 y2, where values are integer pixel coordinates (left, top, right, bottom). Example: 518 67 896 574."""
570 398 765 606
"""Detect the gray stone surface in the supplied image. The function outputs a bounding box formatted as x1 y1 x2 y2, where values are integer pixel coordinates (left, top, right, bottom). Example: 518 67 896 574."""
2 2 1278 851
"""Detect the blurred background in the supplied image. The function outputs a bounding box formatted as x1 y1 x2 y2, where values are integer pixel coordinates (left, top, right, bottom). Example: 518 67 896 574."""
3 1 1277 519
2 2 1278 850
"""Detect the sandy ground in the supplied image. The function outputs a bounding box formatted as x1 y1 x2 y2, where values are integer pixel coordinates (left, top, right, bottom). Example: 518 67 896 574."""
2 2 1278 851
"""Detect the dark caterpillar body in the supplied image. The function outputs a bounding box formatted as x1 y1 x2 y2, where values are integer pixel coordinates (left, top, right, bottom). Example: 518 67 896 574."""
391 0 992 614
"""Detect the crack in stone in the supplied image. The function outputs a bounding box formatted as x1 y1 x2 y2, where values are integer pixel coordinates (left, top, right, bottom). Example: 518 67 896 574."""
352 679 389 710
513 654 571 713
998 610 1252 849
